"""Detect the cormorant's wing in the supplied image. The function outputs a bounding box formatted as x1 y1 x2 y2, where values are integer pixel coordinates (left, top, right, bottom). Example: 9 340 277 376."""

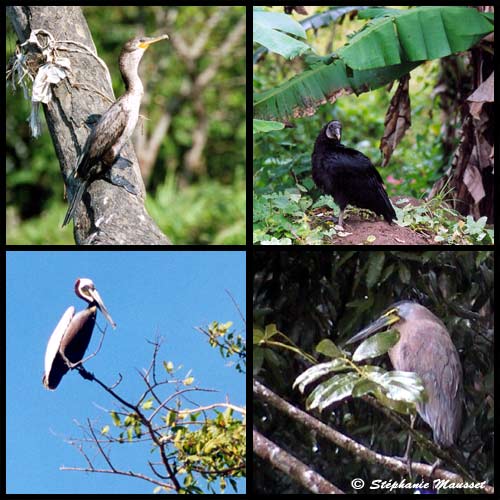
77 98 129 176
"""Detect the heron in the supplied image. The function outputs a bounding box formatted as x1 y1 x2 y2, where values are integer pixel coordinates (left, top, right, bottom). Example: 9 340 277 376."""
345 301 463 460
43 278 116 390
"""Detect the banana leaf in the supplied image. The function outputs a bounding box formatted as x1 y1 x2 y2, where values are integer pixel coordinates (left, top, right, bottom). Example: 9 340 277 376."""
254 6 494 121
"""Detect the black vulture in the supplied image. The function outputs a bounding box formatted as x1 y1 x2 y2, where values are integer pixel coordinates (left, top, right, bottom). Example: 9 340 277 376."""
311 120 396 227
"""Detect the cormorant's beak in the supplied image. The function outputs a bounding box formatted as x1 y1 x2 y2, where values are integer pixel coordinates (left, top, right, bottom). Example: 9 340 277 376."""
139 34 169 49
88 288 116 329
345 308 400 345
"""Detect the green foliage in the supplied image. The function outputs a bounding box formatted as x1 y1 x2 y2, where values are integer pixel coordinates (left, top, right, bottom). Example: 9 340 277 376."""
253 251 493 491
254 189 328 245
343 7 493 69
254 6 493 120
253 185 493 245
253 323 317 376
6 6 245 244
173 409 245 494
147 174 246 245
101 323 246 494
395 196 494 245
293 332 426 415
7 172 246 245
253 7 309 59
6 203 75 245
253 119 285 134
198 321 246 374
253 52 492 245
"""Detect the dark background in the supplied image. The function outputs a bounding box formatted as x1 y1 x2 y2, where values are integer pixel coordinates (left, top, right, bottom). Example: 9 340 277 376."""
253 250 493 494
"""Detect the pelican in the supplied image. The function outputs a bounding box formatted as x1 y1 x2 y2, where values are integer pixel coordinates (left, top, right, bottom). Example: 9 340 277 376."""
43 278 116 390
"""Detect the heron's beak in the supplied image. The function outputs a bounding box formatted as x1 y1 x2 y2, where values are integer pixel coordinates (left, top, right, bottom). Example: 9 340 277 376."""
89 288 116 329
139 34 169 49
345 309 400 345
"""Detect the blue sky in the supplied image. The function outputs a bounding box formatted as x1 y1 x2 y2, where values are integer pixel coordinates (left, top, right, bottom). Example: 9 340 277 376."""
6 251 246 494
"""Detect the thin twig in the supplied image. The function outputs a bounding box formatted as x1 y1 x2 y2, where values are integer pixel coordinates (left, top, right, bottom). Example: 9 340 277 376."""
225 289 246 325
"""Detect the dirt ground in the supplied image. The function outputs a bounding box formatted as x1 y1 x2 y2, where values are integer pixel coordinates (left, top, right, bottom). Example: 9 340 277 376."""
310 195 435 245
327 218 430 245
311 210 432 245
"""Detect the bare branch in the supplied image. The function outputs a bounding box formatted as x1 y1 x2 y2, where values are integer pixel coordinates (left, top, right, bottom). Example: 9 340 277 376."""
61 331 245 492
86 418 116 472
175 402 246 416
148 461 170 480
194 16 246 90
225 288 246 325
60 464 175 490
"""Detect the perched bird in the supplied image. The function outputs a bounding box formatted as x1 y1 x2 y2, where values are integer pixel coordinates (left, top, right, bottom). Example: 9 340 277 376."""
346 301 463 466
62 34 169 227
311 120 396 227
43 278 116 390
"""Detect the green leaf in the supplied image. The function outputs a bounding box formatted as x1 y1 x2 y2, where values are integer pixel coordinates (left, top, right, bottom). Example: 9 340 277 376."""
110 411 121 426
341 6 493 70
219 321 233 332
254 58 420 120
304 53 338 67
351 329 400 361
264 323 278 340
142 399 154 410
315 339 342 358
254 6 493 120
134 423 142 438
253 9 310 59
306 372 360 411
366 252 386 289
293 360 343 393
253 328 264 344
164 360 174 373
165 410 176 427
253 119 285 134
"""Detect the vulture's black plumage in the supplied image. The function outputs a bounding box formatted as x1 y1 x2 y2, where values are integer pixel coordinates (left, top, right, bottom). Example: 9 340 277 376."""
312 120 396 227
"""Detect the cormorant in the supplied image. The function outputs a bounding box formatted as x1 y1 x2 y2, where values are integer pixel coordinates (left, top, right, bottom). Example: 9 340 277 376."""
62 34 169 227
311 120 396 227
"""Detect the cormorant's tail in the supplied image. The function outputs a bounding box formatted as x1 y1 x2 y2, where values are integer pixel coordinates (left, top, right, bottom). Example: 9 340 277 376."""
62 181 88 227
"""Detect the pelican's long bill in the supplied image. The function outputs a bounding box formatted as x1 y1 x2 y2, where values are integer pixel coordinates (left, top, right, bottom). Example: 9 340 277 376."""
345 308 401 345
88 287 116 329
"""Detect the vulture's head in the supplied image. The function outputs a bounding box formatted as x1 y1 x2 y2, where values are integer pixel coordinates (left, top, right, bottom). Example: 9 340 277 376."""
325 120 342 142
